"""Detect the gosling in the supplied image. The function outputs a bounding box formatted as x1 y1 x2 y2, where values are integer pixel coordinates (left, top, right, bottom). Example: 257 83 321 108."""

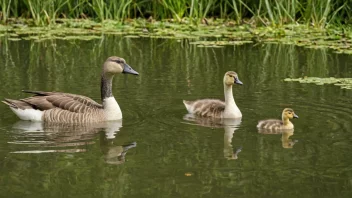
257 108 299 130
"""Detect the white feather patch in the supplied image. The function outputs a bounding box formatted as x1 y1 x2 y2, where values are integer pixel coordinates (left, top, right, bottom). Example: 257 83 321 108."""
183 101 194 113
103 97 122 120
10 107 43 121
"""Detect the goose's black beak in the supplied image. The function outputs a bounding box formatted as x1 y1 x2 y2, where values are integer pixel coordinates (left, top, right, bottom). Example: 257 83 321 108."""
123 64 139 75
293 113 299 119
235 77 243 85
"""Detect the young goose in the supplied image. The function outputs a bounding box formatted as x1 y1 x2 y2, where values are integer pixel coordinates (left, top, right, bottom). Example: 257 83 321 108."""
183 71 243 118
2 56 138 123
257 108 299 130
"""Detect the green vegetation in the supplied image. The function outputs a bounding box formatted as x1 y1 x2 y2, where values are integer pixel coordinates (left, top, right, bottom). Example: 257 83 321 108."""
285 77 352 89
0 0 351 27
1 19 352 54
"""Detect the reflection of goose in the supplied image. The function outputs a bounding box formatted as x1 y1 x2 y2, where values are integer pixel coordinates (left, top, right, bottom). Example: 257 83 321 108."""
258 128 298 149
183 114 242 160
11 120 137 165
281 130 298 148
183 71 243 118
2 56 139 123
100 136 137 165
11 120 122 151
13 120 123 140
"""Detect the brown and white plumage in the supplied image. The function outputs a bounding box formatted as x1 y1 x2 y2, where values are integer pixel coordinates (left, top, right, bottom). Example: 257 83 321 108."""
183 99 226 118
183 71 243 119
2 56 139 123
257 108 299 130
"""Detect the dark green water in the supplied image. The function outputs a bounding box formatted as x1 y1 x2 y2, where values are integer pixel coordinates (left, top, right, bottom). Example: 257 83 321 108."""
0 36 352 198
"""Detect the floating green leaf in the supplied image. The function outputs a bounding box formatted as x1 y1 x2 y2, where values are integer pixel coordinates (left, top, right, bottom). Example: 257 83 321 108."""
1 19 352 55
284 77 352 89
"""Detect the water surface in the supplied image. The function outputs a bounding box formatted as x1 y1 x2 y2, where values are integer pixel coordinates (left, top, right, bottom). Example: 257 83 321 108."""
0 36 352 198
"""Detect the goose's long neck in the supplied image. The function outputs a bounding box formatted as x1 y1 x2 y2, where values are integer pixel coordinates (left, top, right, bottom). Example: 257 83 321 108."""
224 84 236 107
282 115 291 126
101 73 114 101
101 73 122 120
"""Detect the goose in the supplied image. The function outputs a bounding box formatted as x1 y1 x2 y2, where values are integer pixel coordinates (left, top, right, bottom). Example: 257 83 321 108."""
2 56 138 123
257 108 299 130
183 71 243 118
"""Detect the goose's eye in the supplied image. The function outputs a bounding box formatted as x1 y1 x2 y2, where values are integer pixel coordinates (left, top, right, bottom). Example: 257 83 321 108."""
114 60 122 64
288 112 291 114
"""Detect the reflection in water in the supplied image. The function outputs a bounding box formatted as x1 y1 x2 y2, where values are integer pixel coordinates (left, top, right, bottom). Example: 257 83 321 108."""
100 135 137 165
183 114 242 160
258 129 298 148
10 120 136 165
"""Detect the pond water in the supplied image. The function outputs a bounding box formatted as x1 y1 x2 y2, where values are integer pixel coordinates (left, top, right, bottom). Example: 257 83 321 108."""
0 36 352 198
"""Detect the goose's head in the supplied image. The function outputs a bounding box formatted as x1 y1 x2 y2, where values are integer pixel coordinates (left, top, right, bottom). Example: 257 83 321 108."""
103 56 139 76
282 108 299 120
224 71 243 86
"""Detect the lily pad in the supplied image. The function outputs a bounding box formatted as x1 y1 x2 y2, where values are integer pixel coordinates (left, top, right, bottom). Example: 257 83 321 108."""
1 18 352 55
284 77 352 89
124 35 140 38
8 38 21 41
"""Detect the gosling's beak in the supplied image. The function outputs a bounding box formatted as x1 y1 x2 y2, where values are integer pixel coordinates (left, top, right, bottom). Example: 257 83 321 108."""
235 77 243 85
123 64 139 75
293 113 299 119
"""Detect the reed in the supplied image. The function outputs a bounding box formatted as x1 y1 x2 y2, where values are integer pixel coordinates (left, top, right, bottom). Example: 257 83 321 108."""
0 0 12 23
189 0 215 23
161 0 188 22
0 0 350 27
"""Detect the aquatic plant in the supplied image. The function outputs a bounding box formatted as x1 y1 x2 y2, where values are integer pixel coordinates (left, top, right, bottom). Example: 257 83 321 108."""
284 77 352 89
188 0 215 24
1 18 352 55
0 0 11 23
161 0 188 22
0 0 350 27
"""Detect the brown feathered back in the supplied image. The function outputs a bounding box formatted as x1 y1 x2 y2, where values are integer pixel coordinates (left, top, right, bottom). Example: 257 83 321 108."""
2 90 105 123
184 99 225 118
257 119 284 131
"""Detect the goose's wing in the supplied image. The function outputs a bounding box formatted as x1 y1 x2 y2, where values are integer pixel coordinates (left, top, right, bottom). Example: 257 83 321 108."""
23 90 102 108
257 119 283 133
4 90 103 113
184 99 225 118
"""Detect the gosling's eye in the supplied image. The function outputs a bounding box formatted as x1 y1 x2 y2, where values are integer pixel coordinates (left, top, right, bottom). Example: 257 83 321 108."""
288 112 292 114
115 60 122 64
